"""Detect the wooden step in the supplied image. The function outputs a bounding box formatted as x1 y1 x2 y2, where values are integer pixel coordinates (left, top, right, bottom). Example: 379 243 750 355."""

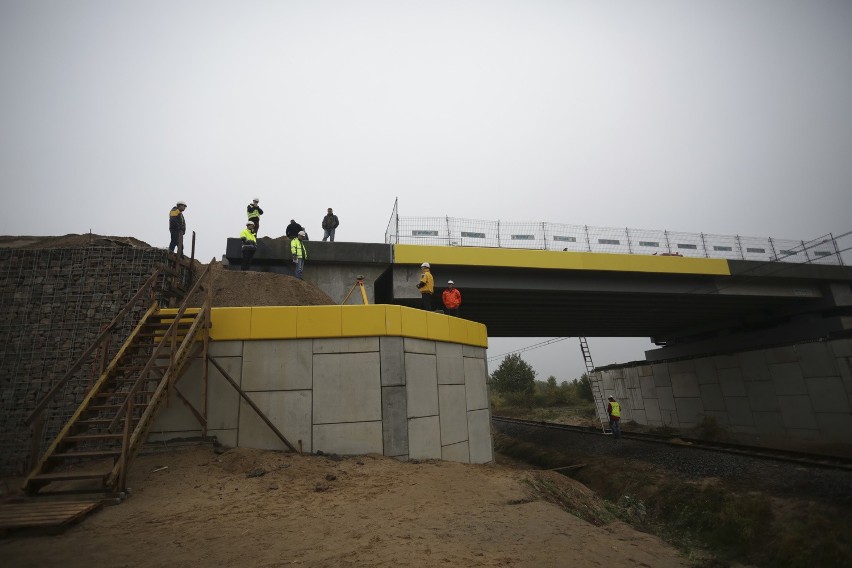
50 450 122 460
63 434 125 442
27 471 112 483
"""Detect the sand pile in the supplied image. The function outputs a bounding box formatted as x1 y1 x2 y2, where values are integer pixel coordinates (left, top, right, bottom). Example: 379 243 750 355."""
190 263 335 307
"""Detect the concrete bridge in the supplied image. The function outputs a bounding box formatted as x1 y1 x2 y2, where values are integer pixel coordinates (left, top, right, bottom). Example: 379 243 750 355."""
225 238 852 361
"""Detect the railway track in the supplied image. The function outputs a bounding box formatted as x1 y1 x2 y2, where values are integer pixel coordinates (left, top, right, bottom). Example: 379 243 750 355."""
492 415 852 472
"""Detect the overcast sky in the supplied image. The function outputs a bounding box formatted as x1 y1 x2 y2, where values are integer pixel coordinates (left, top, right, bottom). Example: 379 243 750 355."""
2 1 851 380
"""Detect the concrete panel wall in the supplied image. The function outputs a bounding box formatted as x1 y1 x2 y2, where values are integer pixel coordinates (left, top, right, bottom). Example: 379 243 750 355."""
149 334 493 465
595 337 852 447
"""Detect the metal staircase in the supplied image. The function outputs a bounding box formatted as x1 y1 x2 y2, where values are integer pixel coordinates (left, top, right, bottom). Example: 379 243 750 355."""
22 261 213 497
578 337 611 434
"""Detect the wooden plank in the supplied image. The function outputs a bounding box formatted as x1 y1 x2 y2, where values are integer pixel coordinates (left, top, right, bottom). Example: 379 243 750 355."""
0 501 102 530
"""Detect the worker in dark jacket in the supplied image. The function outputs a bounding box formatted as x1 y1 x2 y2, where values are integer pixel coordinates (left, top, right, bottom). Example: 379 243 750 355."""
246 198 263 232
168 201 187 255
321 208 340 241
286 219 306 240
240 221 257 271
607 396 622 439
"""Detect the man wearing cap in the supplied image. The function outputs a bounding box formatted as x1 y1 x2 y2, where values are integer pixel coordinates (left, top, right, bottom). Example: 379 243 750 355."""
607 396 622 439
168 201 187 255
442 280 462 317
246 198 264 232
416 262 434 310
291 230 308 279
321 207 339 242
240 221 258 271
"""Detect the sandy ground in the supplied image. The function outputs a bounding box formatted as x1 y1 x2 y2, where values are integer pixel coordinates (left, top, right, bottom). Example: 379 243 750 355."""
2 445 690 568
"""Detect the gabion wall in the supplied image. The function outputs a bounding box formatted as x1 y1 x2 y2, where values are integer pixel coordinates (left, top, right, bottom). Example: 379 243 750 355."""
0 246 174 476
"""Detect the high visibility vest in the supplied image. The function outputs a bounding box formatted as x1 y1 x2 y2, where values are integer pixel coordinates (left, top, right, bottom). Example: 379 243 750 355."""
240 228 257 246
609 401 621 418
291 238 307 259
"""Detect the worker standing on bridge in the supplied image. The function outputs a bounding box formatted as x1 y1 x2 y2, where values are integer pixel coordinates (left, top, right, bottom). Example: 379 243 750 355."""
417 262 434 310
168 200 187 256
607 396 622 439
321 207 339 242
247 198 263 232
240 221 257 271
442 280 461 316
291 230 308 279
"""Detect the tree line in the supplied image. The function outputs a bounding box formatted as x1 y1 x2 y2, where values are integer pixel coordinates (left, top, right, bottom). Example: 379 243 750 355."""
490 353 593 407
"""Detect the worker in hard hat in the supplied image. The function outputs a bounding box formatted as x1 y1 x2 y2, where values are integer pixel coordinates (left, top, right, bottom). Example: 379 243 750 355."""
240 221 258 271
246 198 264 232
607 396 622 439
291 230 308 279
168 201 187 255
416 262 434 311
442 280 461 317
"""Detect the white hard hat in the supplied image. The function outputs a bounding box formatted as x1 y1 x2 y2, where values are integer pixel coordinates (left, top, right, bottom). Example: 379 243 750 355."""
421 262 430 268
176 201 187 207
298 230 306 237
447 280 454 285
246 221 254 226
253 197 259 202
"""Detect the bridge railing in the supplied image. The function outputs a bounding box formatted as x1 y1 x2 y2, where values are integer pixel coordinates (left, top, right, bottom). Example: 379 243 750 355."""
384 210 844 265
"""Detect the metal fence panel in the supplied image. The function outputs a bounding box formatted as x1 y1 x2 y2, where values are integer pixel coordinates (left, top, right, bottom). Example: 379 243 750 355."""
587 226 631 255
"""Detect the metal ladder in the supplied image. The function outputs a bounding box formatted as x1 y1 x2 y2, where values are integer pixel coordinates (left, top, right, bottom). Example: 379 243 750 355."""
578 337 611 434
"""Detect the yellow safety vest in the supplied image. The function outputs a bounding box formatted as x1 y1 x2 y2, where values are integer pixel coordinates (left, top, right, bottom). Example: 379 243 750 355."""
240 228 257 245
291 238 307 259
609 401 621 418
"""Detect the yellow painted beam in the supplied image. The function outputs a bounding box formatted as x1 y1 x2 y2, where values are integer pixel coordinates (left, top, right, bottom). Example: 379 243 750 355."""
393 244 731 276
158 305 487 347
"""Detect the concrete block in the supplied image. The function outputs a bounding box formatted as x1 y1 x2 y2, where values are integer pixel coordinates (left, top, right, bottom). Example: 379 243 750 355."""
778 395 818 430
341 305 387 337
829 338 852 358
439 385 469 445
769 363 807 395
464 357 489 411
238 390 312 452
613 379 628 402
313 421 383 455
313 352 381 423
380 336 406 386
442 441 471 463
242 339 312 390
207 429 238 448
436 341 464 384
404 337 436 355
766 345 800 364
639 375 657 399
806 377 851 412
724 397 755 427
382 386 408 457
624 366 640 390
426 311 451 342
651 363 671 386
147 429 201 443
467 409 494 464
674 398 704 428
408 416 441 460
153 355 242 432
401 309 429 341
644 398 661 424
785 428 820 441
297 305 342 338
671 372 700 397
209 307 251 341
745 381 780 412
694 357 718 384
638 364 653 377
699 383 726 411
656 387 675 411
839 357 852 393
313 337 380 354
626 387 644 411
384 305 403 336
718 367 746 397
405 352 439 417
463 345 486 359
797 343 839 377
752 412 786 439
713 354 740 369
251 306 297 339
208 340 243 357
738 350 769 381
703 410 730 427
630 408 648 424
815 413 852 442
669 360 695 374
659 410 680 428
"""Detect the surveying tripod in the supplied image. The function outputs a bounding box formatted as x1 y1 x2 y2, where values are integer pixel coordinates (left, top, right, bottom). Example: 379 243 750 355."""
341 275 369 305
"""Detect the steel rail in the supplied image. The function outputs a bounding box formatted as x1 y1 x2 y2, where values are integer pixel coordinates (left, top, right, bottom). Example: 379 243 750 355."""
492 415 852 472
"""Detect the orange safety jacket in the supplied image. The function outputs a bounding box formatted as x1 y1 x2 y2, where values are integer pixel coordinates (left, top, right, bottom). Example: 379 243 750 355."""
442 288 461 309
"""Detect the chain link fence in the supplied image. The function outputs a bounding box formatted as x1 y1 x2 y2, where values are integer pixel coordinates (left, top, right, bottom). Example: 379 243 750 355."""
384 201 845 265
